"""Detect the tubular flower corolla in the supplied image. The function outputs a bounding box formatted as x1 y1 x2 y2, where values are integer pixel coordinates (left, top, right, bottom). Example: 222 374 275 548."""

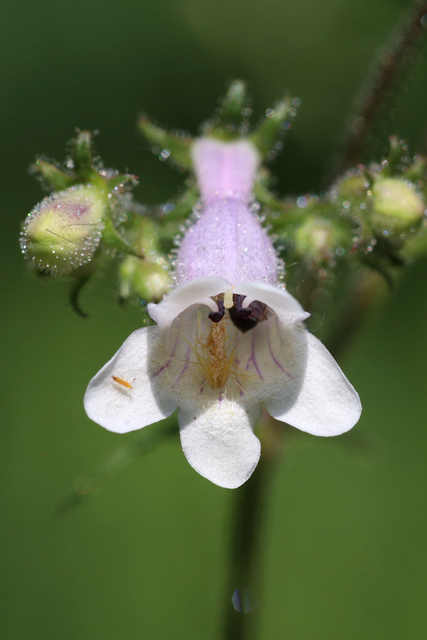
84 138 361 488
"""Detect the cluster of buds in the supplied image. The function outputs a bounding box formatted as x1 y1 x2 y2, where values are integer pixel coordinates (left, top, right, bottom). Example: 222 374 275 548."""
335 138 426 240
20 84 427 317
19 130 172 313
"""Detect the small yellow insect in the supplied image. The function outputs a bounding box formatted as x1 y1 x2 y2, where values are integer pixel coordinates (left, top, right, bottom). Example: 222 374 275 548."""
111 375 132 389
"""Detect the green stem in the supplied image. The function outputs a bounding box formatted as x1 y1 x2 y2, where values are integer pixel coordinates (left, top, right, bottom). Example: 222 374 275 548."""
222 421 282 640
220 261 383 640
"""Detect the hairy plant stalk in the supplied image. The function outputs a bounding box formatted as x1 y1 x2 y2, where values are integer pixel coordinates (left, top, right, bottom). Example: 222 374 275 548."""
331 0 427 179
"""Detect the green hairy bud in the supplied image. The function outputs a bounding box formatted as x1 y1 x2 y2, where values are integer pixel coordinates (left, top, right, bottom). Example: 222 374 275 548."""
294 215 351 268
334 172 370 211
118 216 170 303
372 178 425 233
20 185 107 275
119 256 170 303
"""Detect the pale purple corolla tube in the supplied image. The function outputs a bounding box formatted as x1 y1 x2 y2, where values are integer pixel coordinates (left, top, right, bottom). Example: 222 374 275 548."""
174 138 278 286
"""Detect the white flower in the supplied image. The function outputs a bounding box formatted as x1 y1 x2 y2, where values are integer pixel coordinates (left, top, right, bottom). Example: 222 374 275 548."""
84 137 361 488
84 277 361 488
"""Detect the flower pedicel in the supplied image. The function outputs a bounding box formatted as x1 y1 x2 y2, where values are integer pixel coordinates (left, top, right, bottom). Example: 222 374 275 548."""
84 137 361 488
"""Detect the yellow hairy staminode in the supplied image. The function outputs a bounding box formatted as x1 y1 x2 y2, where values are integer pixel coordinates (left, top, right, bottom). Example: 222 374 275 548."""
193 314 238 389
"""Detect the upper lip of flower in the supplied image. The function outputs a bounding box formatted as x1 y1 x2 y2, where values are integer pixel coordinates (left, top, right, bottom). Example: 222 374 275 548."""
147 277 310 328
84 277 362 489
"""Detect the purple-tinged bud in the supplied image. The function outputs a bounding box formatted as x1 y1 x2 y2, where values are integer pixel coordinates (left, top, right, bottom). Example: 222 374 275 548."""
20 185 107 275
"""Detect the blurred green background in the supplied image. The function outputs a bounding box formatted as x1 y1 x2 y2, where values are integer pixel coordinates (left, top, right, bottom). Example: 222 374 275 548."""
2 0 427 638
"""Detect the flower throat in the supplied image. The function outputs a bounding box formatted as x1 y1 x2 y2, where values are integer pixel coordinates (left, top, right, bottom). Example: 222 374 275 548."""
208 294 268 333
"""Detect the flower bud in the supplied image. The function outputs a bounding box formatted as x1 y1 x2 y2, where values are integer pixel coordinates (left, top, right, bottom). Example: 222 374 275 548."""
293 216 350 268
334 173 370 211
20 185 107 274
118 216 170 303
372 178 425 232
119 256 170 303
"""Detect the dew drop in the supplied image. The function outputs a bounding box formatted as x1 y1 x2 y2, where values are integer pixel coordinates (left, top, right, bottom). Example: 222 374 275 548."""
162 203 175 215
232 588 254 613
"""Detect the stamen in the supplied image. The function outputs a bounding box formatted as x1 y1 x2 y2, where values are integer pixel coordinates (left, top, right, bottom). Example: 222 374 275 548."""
234 295 252 319
229 297 268 333
208 299 225 323
172 311 260 395
111 375 133 389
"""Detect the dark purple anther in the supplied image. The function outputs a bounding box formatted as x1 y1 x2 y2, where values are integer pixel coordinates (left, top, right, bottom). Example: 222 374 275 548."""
233 295 252 319
208 299 225 323
229 297 267 333
249 301 268 322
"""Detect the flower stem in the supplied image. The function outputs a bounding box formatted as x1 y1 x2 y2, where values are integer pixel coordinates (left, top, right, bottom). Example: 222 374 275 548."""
331 0 427 180
222 419 283 640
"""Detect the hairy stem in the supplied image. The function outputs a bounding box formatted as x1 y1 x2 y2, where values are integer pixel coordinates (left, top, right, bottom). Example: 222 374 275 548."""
331 0 427 180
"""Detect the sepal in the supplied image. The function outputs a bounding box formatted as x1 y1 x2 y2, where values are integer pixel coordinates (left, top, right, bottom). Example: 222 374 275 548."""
250 96 297 159
137 117 193 169
203 79 250 141
30 158 76 192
